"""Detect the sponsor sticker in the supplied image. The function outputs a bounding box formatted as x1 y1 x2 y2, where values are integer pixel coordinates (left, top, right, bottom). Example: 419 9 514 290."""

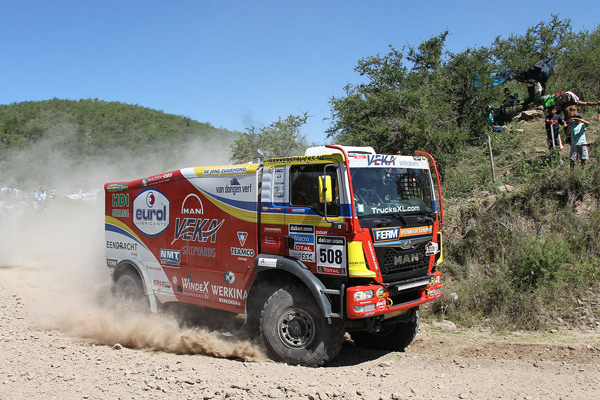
289 224 315 263
237 232 248 246
258 257 277 268
316 236 347 276
223 271 236 285
372 225 433 243
160 249 181 266
133 188 170 237
181 274 209 299
106 183 128 192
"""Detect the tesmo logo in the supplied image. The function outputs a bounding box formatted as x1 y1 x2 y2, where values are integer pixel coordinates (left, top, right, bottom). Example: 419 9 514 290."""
133 188 170 237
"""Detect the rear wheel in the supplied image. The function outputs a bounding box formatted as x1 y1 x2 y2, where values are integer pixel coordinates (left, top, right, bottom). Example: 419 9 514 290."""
352 308 419 351
260 286 344 366
114 269 147 311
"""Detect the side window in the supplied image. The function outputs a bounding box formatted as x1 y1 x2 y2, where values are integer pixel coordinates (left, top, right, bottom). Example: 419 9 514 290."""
290 165 340 216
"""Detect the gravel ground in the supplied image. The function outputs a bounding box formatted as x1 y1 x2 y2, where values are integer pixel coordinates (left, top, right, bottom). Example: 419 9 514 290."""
1 264 599 400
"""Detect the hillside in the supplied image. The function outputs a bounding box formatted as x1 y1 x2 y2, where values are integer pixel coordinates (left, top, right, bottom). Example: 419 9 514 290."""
0 99 241 188
435 107 600 331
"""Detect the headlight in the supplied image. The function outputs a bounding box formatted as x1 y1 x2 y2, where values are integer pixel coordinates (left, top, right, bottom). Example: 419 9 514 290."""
354 290 374 301
354 304 376 313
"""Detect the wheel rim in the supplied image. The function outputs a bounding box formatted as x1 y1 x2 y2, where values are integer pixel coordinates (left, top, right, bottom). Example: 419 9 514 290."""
277 308 315 349
118 277 140 300
121 283 138 299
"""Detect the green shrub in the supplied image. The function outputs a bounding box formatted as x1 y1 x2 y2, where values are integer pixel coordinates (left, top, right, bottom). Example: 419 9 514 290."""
510 236 573 290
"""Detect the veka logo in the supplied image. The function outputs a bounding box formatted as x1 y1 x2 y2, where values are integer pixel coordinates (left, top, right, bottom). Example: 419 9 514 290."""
133 188 169 237
367 155 396 166
172 218 224 244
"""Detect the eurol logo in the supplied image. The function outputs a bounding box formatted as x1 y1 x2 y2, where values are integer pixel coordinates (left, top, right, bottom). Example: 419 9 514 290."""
133 188 170 237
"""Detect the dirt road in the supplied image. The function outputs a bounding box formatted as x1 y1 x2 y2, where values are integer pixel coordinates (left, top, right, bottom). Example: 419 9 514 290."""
1 263 599 400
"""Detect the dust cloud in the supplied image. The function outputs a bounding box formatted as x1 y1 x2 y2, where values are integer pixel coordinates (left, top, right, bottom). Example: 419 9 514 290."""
0 133 265 362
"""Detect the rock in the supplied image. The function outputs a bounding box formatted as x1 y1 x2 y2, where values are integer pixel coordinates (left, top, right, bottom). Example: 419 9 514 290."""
434 320 457 331
518 110 544 121
498 184 515 193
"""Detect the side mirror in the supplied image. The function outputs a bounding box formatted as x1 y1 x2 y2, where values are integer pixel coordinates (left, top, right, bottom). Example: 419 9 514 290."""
319 175 332 203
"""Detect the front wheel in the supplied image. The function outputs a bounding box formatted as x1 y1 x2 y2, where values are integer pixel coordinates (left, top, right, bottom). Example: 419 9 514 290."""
351 308 419 351
260 286 344 366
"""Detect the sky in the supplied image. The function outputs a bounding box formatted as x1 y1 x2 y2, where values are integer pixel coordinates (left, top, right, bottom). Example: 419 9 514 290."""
1 0 599 145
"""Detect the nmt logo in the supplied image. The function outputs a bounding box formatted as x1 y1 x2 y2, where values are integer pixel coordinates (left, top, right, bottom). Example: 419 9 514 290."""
160 249 181 266
133 188 170 237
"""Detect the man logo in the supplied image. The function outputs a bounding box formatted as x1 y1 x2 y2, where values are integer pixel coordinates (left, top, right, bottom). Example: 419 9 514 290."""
181 193 203 215
223 271 236 285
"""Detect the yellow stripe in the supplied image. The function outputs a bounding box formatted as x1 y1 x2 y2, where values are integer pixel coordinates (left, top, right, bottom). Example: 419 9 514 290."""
199 192 258 222
105 215 144 243
264 153 344 166
193 164 259 177
260 212 345 227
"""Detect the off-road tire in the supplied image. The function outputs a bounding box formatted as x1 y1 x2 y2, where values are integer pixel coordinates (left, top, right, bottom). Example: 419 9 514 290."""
114 269 147 311
351 308 419 351
260 286 344 366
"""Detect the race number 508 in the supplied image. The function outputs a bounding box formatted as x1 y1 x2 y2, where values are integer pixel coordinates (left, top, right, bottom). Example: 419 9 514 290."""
319 248 343 265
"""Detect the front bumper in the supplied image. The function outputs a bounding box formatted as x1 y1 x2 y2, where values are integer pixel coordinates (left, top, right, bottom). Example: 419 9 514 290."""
346 271 442 319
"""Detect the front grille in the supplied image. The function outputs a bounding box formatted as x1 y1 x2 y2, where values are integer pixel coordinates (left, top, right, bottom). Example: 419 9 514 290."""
375 243 429 282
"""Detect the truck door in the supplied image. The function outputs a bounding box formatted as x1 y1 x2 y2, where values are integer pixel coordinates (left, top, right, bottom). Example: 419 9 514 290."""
286 164 347 276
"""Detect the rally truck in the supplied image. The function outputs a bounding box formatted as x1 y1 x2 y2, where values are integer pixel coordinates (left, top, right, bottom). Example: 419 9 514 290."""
104 145 444 366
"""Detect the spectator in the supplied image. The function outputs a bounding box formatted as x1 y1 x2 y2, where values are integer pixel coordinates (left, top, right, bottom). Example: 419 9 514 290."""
566 113 590 170
499 87 517 117
558 91 599 123
545 106 564 150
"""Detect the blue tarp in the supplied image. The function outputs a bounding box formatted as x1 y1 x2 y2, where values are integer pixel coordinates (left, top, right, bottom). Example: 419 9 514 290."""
474 71 513 88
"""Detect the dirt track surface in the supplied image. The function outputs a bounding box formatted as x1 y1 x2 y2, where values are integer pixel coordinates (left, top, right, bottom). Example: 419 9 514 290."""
1 265 599 400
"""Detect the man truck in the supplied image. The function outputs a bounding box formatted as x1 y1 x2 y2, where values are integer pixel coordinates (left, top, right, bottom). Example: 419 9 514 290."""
104 145 444 366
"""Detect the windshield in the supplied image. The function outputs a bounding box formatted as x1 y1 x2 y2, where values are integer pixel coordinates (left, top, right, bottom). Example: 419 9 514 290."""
350 167 433 217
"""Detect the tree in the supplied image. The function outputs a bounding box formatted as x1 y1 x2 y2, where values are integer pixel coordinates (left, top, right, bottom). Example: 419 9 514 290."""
229 113 309 163
490 15 574 79
327 32 483 167
554 26 600 101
